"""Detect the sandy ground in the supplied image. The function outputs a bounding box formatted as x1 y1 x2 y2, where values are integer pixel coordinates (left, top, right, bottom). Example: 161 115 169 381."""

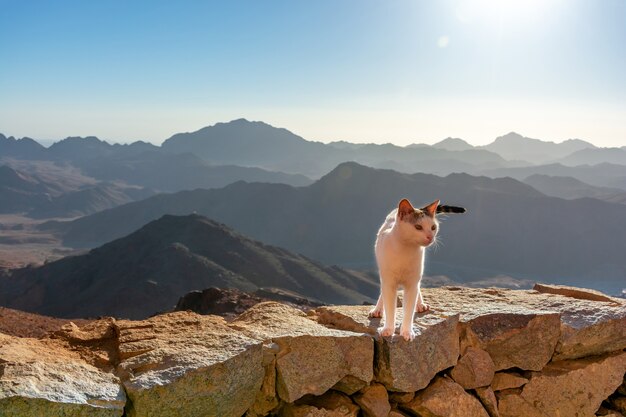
0 214 81 268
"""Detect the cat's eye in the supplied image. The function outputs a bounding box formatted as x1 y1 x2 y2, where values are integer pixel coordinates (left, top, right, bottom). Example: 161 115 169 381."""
431 225 437 231
415 225 423 230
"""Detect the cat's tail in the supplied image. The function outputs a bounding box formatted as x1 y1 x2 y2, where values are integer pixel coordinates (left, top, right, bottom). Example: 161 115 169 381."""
436 205 466 214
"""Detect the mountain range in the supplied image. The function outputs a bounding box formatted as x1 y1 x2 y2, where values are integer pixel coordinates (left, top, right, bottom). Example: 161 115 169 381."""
0 165 153 218
44 162 626 294
1 214 377 319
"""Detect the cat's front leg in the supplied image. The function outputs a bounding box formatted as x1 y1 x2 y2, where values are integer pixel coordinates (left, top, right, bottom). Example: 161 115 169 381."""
416 282 430 313
368 294 383 318
400 284 417 341
378 281 397 337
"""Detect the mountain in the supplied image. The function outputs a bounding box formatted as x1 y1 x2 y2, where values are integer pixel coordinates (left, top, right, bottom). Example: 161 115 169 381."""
70 149 312 192
1 214 377 318
0 166 55 213
480 132 595 163
161 119 510 177
27 183 155 218
0 164 156 218
0 134 46 159
162 119 338 177
46 162 626 294
432 137 473 151
555 147 626 166
2 133 312 195
523 174 626 203
481 163 626 190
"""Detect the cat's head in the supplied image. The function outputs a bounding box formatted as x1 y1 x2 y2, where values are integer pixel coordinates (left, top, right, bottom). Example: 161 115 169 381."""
396 198 441 247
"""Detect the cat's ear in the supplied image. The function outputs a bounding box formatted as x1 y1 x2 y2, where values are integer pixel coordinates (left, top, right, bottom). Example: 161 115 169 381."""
398 198 415 219
422 199 440 217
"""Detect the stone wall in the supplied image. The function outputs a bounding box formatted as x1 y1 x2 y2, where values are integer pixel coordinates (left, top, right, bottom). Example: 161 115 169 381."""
1 285 625 417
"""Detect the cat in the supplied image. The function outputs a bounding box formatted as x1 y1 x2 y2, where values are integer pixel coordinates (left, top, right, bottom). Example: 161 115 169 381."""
369 198 465 341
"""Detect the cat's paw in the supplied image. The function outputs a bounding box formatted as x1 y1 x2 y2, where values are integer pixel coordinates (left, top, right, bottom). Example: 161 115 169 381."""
400 327 416 341
368 307 383 318
378 326 395 337
416 302 430 313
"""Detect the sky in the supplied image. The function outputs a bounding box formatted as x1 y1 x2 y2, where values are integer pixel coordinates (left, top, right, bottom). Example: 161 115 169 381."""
0 0 625 147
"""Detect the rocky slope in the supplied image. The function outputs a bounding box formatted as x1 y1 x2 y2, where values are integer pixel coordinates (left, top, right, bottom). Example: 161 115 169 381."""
1 284 625 417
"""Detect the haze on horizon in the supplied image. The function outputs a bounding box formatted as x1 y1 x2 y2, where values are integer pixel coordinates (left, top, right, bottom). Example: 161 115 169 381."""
1 0 624 147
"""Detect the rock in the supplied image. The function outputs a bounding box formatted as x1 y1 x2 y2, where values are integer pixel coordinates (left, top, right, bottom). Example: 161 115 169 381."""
475 386 500 417
450 347 495 389
619 375 626 396
280 404 357 417
175 287 322 318
400 377 489 417
281 391 359 417
116 311 264 417
533 283 617 303
498 351 626 417
246 344 280 417
375 313 460 392
51 319 120 372
490 372 529 391
388 391 414 404
597 405 625 417
314 305 459 392
0 333 125 417
461 312 560 371
609 396 626 414
230 302 373 403
331 375 368 395
421 287 626 362
388 411 410 417
353 384 391 417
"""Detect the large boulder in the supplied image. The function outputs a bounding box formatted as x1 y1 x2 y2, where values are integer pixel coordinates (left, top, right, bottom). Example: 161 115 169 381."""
116 311 264 417
424 286 626 366
400 377 489 417
498 351 626 417
0 333 125 417
460 311 560 371
230 302 374 403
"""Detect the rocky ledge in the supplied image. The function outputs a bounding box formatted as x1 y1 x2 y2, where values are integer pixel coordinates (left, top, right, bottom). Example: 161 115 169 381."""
1 284 625 417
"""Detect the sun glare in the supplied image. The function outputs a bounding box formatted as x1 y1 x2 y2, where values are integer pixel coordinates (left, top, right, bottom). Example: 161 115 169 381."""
455 0 559 27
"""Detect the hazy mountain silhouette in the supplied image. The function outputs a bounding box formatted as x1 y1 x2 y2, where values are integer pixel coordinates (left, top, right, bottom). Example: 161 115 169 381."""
2 214 377 318
480 132 595 163
0 134 47 159
432 137 473 151
161 119 509 177
482 163 626 190
523 174 626 203
45 162 626 294
555 147 626 166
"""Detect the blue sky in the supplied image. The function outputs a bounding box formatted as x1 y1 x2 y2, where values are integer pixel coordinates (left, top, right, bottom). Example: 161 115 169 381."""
1 0 624 146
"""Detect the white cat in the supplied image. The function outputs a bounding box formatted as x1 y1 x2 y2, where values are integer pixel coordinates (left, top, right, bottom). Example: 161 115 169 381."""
369 198 465 341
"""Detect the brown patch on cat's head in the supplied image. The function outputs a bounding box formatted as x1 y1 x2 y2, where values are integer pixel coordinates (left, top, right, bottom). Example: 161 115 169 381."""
422 199 440 217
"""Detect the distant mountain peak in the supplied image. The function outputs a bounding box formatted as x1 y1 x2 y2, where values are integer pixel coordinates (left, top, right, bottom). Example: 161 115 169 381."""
432 137 473 151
